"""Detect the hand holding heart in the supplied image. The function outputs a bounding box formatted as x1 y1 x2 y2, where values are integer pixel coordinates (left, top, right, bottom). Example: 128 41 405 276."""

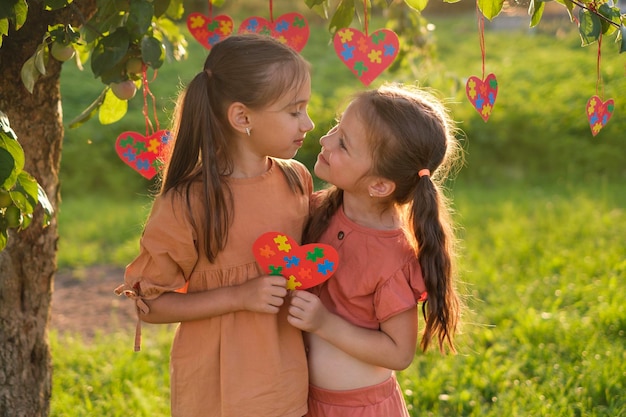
253 232 338 290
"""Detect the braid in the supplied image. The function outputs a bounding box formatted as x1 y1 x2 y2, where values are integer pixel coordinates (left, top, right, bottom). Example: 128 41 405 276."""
411 177 458 353
304 187 343 244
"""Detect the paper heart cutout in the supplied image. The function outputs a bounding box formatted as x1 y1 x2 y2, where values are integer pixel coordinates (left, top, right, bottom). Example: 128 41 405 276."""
333 28 399 86
186 13 234 50
115 130 171 179
238 12 309 52
586 95 614 136
253 232 338 290
466 73 498 122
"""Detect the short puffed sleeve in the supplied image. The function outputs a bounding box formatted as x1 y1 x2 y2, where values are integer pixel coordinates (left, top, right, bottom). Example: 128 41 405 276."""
121 191 198 300
374 259 426 323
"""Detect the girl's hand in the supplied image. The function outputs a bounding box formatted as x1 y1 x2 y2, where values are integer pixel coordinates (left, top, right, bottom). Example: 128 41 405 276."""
238 275 288 314
287 290 328 333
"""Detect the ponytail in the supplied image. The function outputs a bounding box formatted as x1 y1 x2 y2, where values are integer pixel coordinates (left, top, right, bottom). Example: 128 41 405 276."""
411 176 459 353
161 70 232 263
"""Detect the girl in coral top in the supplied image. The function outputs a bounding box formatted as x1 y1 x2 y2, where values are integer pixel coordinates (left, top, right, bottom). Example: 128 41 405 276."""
288 84 463 417
115 35 314 417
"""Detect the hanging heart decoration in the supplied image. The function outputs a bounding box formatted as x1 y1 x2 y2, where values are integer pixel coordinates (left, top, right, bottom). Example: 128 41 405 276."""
333 28 399 86
186 13 234 50
586 95 614 136
466 73 498 122
115 130 171 180
253 232 339 290
238 12 309 52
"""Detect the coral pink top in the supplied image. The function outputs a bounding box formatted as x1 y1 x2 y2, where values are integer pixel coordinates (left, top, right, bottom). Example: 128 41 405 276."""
119 159 312 417
312 206 427 329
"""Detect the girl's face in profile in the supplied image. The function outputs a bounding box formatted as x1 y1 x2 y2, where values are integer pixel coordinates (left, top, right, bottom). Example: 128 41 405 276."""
246 76 315 160
314 102 373 194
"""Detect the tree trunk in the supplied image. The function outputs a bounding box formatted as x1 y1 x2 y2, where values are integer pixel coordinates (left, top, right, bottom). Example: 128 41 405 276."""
0 2 96 416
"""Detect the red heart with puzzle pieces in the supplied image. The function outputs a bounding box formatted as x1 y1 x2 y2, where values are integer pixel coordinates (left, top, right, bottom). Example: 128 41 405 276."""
115 130 171 180
253 232 338 290
333 28 399 86
237 12 309 52
186 13 234 50
586 95 614 136
466 73 498 122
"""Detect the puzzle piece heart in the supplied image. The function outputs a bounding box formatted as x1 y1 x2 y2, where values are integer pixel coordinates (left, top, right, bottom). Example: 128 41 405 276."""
333 28 399 86
238 12 309 52
253 232 338 290
466 73 498 122
586 95 614 136
115 130 171 180
186 13 234 50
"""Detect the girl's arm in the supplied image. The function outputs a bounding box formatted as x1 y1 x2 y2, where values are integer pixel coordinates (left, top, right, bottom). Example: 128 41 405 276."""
288 290 418 370
140 275 289 323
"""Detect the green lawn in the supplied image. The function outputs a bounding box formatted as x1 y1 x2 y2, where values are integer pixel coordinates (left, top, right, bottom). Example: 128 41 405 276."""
52 182 626 416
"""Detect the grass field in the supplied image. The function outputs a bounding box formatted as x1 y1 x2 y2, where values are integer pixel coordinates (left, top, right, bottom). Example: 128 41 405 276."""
52 181 626 416
52 6 626 417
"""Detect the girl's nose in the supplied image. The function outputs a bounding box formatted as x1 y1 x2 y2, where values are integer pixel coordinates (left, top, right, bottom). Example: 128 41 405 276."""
302 113 315 132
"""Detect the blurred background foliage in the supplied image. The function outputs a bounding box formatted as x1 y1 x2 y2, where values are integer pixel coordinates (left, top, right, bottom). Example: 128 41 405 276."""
59 3 625 204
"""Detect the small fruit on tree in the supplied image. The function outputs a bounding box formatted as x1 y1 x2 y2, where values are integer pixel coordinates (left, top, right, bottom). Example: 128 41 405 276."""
4 204 22 228
50 42 75 62
0 190 12 208
110 80 138 100
126 57 144 75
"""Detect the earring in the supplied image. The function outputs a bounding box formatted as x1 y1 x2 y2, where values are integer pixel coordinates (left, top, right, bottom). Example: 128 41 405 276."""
245 127 251 137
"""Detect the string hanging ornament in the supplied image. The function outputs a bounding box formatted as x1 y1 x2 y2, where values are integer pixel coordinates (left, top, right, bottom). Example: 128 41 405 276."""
333 0 399 86
465 4 498 122
586 34 615 136
238 0 310 52
186 0 234 50
115 65 171 180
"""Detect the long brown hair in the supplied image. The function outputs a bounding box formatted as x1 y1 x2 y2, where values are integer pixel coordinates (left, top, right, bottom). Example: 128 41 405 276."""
305 84 463 353
160 34 311 262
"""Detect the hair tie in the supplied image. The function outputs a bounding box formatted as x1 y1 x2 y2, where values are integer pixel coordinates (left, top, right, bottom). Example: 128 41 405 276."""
418 169 431 178
205 68 213 78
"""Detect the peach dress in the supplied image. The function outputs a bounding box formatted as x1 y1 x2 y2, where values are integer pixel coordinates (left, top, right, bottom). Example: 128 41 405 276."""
119 159 312 417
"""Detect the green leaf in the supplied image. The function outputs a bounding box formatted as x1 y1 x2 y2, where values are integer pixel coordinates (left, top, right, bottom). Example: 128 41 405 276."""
529 0 545 28
0 133 24 189
14 171 38 214
13 0 28 30
306 0 330 18
578 9 601 46
404 0 428 12
164 0 184 20
329 0 355 34
0 227 7 252
598 3 620 36
127 0 154 41
99 88 129 125
20 54 40 93
478 0 504 20
37 184 53 227
141 35 165 69
90 28 130 78
34 43 47 76
68 89 107 128
0 147 14 187
0 17 8 36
